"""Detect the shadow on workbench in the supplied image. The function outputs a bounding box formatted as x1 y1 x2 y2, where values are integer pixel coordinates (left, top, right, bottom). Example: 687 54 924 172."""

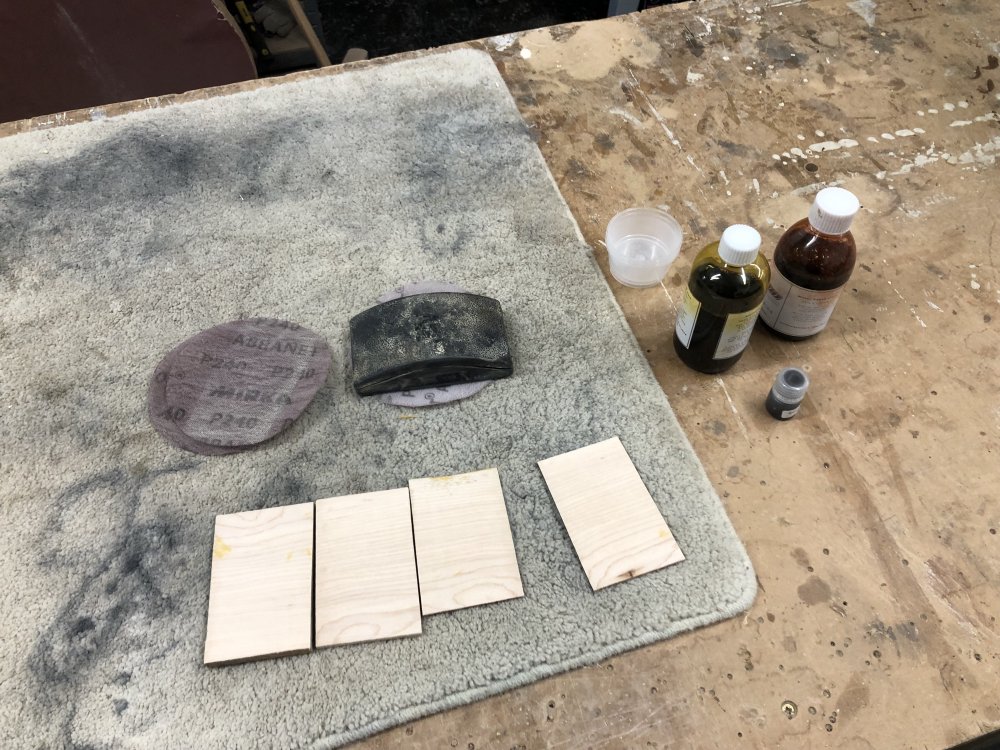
318 0 680 63
949 728 1000 750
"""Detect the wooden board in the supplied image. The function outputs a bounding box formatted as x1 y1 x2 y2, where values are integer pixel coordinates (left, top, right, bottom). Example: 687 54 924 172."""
314 488 422 647
409 468 524 615
537 437 684 590
203 502 314 665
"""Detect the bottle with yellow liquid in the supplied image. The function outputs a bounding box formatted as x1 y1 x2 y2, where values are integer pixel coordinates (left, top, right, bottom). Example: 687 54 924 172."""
673 224 770 374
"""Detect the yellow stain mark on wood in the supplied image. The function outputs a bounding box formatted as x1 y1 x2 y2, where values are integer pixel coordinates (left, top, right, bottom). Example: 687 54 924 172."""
213 535 232 559
429 473 476 485
399 415 417 420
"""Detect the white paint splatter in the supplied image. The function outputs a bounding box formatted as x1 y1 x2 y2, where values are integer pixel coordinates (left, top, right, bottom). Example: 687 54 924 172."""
971 280 982 290
792 180 844 196
808 139 859 153
490 33 518 51
608 108 643 127
926 301 942 311
889 284 927 328
948 136 1000 166
659 280 676 309
752 178 761 195
686 68 705 84
520 48 532 59
881 133 896 140
928 108 938 114
943 103 955 111
815 130 825 137
626 67 682 150
715 378 752 446
959 101 969 108
719 170 730 185
891 152 940 175
867 136 880 143
948 112 999 127
847 0 877 26
895 129 916 137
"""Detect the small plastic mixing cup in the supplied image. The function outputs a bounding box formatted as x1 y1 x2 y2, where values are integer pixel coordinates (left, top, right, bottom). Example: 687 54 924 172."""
605 208 683 288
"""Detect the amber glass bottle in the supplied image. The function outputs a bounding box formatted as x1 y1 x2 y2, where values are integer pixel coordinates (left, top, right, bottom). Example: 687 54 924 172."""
759 187 860 339
673 225 770 374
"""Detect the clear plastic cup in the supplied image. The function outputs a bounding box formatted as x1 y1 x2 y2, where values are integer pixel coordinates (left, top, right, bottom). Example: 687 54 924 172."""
605 208 683 288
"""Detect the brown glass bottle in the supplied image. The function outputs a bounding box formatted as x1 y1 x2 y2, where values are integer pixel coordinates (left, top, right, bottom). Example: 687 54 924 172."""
759 187 860 340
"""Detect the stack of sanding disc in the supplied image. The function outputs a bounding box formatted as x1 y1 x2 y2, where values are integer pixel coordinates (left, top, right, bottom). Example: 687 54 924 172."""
148 318 331 455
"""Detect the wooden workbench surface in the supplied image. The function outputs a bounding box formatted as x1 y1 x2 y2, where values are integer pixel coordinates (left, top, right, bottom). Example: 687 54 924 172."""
6 1 997 747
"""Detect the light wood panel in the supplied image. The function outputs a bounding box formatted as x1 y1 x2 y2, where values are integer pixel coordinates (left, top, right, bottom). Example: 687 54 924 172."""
409 468 524 615
538 437 684 590
315 488 422 647
203 502 314 665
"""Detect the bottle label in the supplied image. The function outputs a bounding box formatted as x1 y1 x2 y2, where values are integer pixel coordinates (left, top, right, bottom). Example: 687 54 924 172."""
713 304 763 359
781 405 801 419
760 266 846 336
674 287 701 348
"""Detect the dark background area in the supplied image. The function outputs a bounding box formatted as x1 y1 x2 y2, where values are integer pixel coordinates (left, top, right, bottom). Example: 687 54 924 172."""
318 0 676 63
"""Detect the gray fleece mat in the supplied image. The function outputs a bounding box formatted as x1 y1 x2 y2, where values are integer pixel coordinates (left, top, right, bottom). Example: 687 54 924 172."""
0 49 755 748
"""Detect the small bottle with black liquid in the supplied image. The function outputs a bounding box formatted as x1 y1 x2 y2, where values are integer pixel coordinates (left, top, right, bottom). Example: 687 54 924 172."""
673 224 770 374
765 367 810 420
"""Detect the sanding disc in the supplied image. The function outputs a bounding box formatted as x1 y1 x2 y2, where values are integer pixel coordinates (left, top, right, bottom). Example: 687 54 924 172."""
148 318 331 454
373 281 491 408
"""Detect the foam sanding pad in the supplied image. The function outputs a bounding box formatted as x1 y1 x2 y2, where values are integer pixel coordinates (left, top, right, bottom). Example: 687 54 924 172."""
373 281 490 407
349 292 513 397
148 318 331 454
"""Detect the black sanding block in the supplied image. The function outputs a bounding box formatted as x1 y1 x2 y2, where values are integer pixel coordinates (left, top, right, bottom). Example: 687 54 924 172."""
349 292 513 396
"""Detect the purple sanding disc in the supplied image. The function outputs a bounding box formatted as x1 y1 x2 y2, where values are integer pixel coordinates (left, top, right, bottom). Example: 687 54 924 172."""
148 318 331 454
148 354 245 456
372 281 491 408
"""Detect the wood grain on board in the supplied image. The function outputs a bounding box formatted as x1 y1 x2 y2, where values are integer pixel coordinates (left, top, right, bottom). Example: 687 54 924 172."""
204 502 314 665
409 468 524 615
315 488 422 647
538 437 684 590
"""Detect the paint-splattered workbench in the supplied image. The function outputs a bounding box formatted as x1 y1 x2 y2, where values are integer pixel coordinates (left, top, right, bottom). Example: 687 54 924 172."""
5 0 997 746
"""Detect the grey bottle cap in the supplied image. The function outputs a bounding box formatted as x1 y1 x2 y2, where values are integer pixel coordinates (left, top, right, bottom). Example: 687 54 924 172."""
771 367 810 403
718 224 762 266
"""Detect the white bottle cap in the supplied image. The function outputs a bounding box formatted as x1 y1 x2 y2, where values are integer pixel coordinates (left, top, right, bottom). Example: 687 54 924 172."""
809 187 860 235
718 224 762 266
